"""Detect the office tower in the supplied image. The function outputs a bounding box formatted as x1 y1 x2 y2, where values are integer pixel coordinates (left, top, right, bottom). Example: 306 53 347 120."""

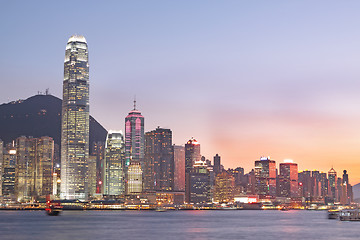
103 131 126 195
125 101 144 167
2 144 16 197
88 156 97 197
189 159 211 204
298 170 311 198
185 138 200 203
15 136 36 202
91 141 105 194
173 145 185 191
213 154 221 175
254 157 276 197
144 127 173 191
278 160 298 198
127 162 143 194
61 35 89 200
328 168 337 200
0 139 3 196
35 136 54 199
214 171 235 203
340 170 352 205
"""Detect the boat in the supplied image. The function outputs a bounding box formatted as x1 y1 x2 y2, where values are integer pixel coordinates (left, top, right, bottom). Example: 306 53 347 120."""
45 195 63 216
155 207 167 212
327 209 339 219
339 209 360 221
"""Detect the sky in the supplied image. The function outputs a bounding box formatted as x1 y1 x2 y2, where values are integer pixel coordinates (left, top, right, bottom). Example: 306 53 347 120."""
1 1 360 183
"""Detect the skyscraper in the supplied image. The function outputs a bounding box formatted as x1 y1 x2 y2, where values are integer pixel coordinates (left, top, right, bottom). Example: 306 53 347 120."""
185 138 200 203
173 145 185 191
254 157 276 197
103 131 126 196
127 162 143 194
60 35 89 200
125 101 144 167
189 159 211 204
144 127 173 191
278 160 298 198
328 168 337 201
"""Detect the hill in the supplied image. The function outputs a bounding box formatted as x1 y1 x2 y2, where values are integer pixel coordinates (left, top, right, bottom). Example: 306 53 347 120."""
0 94 107 153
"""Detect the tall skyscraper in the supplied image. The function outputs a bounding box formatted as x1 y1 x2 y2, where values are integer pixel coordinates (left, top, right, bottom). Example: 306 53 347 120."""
127 162 143 194
91 141 105 194
185 138 201 203
254 157 276 197
60 35 89 200
173 145 185 191
103 131 126 196
214 171 235 203
189 159 211 204
328 168 337 200
278 160 298 198
144 127 173 191
125 101 144 167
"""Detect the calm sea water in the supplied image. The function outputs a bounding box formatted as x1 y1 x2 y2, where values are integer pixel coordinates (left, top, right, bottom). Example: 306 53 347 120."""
0 210 358 240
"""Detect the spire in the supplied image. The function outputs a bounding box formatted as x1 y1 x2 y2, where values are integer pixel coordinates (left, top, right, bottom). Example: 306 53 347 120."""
133 95 136 110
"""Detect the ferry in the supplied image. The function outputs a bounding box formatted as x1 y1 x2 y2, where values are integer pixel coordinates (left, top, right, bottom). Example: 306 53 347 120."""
339 209 360 221
327 209 339 219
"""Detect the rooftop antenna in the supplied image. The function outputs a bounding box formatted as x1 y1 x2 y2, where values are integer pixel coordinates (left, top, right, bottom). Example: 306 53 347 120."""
133 95 137 110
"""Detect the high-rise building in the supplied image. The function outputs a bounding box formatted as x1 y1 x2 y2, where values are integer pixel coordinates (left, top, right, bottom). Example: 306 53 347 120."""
213 154 221 175
2 144 16 198
214 171 235 203
125 101 144 167
254 157 276 197
60 35 89 200
328 168 337 200
185 138 200 203
91 141 105 194
0 139 3 196
189 159 211 204
278 160 298 198
103 131 126 196
88 155 97 197
144 127 173 191
127 162 143 194
173 145 185 191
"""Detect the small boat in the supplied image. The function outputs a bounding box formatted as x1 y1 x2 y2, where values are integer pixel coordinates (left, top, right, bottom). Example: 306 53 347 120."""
339 209 360 221
45 195 63 216
327 209 339 219
155 207 167 212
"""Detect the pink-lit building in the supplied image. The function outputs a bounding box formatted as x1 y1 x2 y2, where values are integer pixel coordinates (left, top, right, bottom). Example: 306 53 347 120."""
173 145 185 191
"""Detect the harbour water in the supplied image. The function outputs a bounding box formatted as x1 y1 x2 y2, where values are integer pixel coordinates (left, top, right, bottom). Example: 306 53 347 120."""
0 210 358 240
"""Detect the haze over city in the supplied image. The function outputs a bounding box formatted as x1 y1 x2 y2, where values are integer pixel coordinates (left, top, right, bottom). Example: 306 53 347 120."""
1 1 360 183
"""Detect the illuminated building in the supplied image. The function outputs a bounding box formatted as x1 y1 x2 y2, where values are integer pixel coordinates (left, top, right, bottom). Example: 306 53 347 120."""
214 171 235 203
328 168 337 200
103 131 126 195
213 154 221 175
88 155 97 197
125 100 144 167
278 160 298 198
91 141 105 194
0 139 3 196
144 127 173 191
298 170 311 199
173 145 185 191
2 144 16 197
189 159 211 204
185 138 200 203
127 162 143 194
340 170 353 205
61 35 89 200
254 157 276 197
15 136 54 202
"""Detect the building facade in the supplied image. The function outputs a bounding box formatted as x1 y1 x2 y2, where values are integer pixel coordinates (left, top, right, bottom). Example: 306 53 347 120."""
173 145 185 191
103 131 126 196
254 157 276 197
60 35 89 200
144 127 173 191
185 138 201 203
278 160 298 198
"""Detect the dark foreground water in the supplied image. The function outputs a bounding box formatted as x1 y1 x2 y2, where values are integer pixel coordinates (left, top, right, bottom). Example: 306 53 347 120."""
0 210 358 240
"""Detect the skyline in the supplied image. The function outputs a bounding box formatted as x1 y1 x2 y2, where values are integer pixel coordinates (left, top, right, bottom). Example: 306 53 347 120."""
2 1 360 182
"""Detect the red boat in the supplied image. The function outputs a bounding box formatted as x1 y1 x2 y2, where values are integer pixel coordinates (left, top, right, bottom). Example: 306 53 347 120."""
45 195 63 216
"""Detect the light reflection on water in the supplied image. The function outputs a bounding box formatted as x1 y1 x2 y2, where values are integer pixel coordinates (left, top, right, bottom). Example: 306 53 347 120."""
0 210 358 240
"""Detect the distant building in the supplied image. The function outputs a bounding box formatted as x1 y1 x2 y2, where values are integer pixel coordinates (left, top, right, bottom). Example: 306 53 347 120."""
185 138 201 203
254 157 276 197
91 141 105 194
189 160 211 204
328 168 337 201
127 162 143 194
61 35 90 201
144 127 173 191
278 160 298 198
0 139 3 196
103 131 126 196
2 144 16 198
214 171 235 203
88 155 97 197
213 154 221 175
173 145 185 191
